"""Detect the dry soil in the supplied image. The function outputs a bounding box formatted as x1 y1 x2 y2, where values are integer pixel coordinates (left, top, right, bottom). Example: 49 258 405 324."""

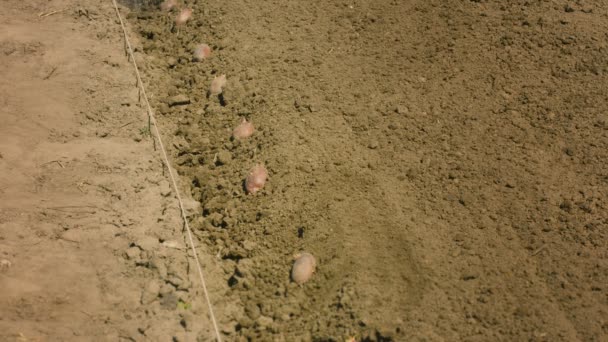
1 0 607 341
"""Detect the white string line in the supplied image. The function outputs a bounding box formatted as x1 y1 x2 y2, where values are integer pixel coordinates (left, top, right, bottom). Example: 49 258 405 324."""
109 1 222 341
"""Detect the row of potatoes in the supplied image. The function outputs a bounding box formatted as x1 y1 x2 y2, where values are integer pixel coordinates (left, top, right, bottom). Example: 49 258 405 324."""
160 0 317 285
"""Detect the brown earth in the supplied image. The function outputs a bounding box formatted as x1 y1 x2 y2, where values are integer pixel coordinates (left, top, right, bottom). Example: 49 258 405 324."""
0 0 231 341
1 0 607 341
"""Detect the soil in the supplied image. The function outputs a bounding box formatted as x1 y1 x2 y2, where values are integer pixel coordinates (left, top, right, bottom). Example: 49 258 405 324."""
0 1 229 341
1 0 607 341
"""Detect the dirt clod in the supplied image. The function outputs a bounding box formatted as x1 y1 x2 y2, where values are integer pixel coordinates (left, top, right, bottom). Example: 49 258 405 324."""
125 246 142 260
216 151 232 165
141 280 161 305
168 94 190 107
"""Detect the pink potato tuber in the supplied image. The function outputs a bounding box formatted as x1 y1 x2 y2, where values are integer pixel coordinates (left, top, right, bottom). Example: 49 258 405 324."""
160 0 177 11
291 252 316 284
193 44 212 61
209 74 227 95
232 118 254 139
175 8 192 25
245 164 268 194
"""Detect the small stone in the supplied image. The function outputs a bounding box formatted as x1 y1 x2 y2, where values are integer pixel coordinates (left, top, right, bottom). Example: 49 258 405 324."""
168 94 191 107
245 302 261 320
160 283 174 296
241 279 252 289
159 103 171 115
167 57 178 68
368 140 379 149
141 280 161 304
125 246 141 260
160 180 172 197
216 151 232 165
242 240 256 251
395 105 409 115
256 315 273 328
220 323 236 335
162 240 185 249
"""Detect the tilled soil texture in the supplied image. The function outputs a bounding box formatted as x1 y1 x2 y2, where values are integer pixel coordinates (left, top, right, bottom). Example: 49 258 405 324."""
127 0 608 341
